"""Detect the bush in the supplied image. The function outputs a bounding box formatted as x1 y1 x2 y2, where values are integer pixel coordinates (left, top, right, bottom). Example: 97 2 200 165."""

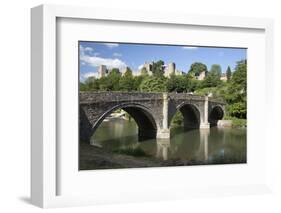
228 102 247 119
170 111 184 127
113 146 149 157
224 115 247 128
232 118 247 128
139 76 167 92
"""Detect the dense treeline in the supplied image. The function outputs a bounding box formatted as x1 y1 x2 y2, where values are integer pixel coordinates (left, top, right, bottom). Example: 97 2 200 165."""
80 60 247 120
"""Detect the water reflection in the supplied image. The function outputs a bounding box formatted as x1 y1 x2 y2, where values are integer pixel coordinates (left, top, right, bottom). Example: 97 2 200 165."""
90 118 246 165
156 139 170 160
155 129 210 162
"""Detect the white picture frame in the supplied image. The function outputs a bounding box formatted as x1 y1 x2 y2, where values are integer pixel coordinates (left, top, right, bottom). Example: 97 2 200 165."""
31 4 274 208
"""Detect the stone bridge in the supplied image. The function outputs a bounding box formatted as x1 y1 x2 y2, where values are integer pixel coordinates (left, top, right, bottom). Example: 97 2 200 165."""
79 92 225 143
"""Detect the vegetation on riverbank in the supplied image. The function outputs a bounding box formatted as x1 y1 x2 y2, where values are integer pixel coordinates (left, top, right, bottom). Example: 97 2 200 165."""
113 146 149 157
224 116 247 128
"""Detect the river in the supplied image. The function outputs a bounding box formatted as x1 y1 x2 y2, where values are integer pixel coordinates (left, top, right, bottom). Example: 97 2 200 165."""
83 118 246 169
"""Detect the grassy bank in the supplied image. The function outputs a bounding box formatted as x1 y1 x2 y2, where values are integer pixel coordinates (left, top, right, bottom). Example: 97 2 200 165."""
224 116 247 128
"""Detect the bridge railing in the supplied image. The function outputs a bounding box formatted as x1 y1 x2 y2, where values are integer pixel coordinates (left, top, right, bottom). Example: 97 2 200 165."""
79 91 164 104
79 91 225 105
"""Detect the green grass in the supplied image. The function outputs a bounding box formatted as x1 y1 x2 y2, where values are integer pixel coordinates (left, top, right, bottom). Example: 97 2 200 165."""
224 115 247 128
113 146 149 157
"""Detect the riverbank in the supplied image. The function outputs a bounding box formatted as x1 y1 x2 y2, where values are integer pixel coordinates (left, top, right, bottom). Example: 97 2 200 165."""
223 116 247 128
79 143 206 170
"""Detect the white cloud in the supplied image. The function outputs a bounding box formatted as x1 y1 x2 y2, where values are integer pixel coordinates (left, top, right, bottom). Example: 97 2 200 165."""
80 54 127 70
103 43 119 48
80 45 100 56
113 52 122 57
182 46 198 50
82 71 99 79
80 71 99 82
84 47 93 52
138 64 144 70
80 45 127 70
80 45 93 53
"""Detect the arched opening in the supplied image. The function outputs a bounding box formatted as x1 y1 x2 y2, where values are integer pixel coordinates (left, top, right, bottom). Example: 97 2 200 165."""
79 103 158 170
170 103 201 131
91 104 158 145
209 106 224 127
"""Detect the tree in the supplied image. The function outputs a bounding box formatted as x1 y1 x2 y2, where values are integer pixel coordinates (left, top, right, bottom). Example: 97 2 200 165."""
228 102 247 119
201 64 222 88
139 76 167 92
231 60 247 93
166 75 186 92
119 67 134 91
84 76 99 91
224 60 247 119
188 62 207 77
210 64 222 76
98 68 121 91
133 75 145 91
225 60 247 104
110 68 121 75
80 82 89 91
226 66 232 81
151 60 165 77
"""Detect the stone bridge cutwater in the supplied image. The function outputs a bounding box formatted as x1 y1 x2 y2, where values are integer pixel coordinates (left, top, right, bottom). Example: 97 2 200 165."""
79 92 225 143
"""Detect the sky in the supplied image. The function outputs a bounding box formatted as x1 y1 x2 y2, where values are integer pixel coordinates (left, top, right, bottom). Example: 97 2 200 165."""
79 41 247 81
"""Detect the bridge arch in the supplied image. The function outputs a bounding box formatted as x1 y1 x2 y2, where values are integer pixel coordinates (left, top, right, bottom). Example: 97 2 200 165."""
81 103 159 143
209 105 224 127
169 102 201 130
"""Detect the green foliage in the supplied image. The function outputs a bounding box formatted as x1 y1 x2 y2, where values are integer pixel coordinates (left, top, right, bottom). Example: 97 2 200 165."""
140 67 148 76
210 64 222 76
139 76 167 92
224 60 247 104
166 75 186 93
170 111 184 127
119 68 134 91
98 69 121 91
166 74 199 93
80 82 89 91
200 64 222 88
231 118 247 128
224 115 247 128
110 68 121 75
80 77 99 91
227 102 247 119
226 66 232 81
151 60 165 77
113 146 149 157
188 62 207 76
133 75 145 91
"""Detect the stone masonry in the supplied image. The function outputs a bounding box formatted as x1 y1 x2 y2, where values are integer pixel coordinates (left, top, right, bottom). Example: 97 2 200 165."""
79 92 225 143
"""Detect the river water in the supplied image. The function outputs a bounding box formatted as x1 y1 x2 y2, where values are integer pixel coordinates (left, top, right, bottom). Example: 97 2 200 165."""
90 118 246 166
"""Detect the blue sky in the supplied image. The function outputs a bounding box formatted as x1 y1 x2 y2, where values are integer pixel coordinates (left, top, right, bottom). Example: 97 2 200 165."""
79 41 246 81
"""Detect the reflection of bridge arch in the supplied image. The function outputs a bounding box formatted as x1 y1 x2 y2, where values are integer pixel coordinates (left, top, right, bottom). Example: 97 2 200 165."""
209 105 224 127
81 103 158 142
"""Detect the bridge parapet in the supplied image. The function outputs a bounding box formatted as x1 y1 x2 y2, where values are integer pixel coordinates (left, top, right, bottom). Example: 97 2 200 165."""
168 92 205 101
80 91 163 104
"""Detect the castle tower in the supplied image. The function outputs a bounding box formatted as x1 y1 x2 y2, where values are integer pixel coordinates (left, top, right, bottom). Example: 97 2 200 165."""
143 62 153 76
165 62 176 78
98 65 107 78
